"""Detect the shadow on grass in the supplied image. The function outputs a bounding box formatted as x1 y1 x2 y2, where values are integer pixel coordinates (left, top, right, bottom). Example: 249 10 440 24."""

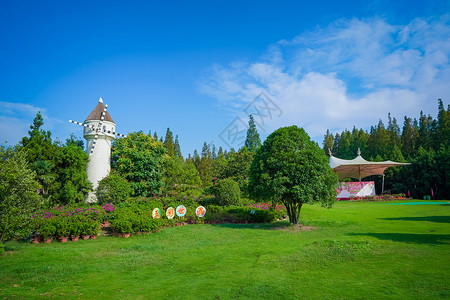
379 216 450 223
210 221 293 230
348 232 450 245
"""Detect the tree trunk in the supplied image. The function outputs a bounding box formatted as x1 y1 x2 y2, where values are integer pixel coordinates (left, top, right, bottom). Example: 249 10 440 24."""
284 201 303 225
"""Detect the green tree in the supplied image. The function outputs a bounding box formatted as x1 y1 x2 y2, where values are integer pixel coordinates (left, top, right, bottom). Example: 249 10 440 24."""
20 112 56 197
164 128 175 157
224 146 253 195
96 170 132 204
401 117 418 159
212 148 228 180
51 143 92 205
249 126 338 224
163 157 202 193
197 142 213 186
111 131 167 196
367 120 389 160
387 113 401 153
436 99 449 148
20 113 91 204
417 111 435 152
244 115 261 152
211 178 241 206
174 135 182 159
323 129 334 155
0 146 41 242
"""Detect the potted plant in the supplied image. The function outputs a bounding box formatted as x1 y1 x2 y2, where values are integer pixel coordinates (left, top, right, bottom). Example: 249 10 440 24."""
39 223 56 243
31 234 41 244
88 221 99 239
80 222 90 240
110 220 133 238
70 219 82 242
55 218 70 243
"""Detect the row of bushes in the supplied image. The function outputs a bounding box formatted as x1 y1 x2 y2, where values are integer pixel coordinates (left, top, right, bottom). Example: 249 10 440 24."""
30 198 288 239
204 205 285 223
32 204 107 240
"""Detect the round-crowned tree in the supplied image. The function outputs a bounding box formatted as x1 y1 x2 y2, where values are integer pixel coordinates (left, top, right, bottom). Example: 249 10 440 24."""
212 178 241 206
249 126 338 224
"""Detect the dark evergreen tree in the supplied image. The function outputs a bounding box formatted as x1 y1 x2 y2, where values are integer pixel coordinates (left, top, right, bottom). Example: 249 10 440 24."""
218 146 224 157
417 111 435 151
332 133 340 155
244 115 262 152
211 143 217 160
401 117 417 159
436 99 450 148
323 129 334 156
163 128 175 157
197 142 213 186
387 113 401 153
174 135 182 159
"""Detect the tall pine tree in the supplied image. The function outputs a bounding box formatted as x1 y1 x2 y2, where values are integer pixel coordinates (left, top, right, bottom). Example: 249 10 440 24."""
164 128 175 157
244 115 261 152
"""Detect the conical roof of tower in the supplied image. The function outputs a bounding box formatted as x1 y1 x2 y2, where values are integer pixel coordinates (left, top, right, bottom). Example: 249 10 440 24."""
85 97 115 123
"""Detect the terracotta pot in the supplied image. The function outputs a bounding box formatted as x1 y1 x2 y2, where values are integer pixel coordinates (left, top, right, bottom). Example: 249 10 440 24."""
91 234 98 240
71 236 79 242
124 233 131 238
117 233 123 238
82 235 90 240
44 238 53 243
31 237 40 244
58 236 68 243
136 232 142 235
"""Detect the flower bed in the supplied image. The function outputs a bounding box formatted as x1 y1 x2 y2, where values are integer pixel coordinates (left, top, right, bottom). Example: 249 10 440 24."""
30 197 289 242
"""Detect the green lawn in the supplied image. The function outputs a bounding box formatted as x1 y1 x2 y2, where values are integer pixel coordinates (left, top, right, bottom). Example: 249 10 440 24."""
1 200 449 299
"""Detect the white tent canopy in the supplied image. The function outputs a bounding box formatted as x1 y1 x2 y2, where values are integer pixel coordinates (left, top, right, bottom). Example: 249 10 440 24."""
329 149 410 181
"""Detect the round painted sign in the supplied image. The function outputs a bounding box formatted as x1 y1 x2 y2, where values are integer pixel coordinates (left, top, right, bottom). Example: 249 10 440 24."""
166 207 175 219
152 208 161 219
176 205 186 217
196 206 206 217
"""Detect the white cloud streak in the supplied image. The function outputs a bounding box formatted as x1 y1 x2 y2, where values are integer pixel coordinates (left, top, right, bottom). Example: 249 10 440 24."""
0 101 51 145
200 15 450 141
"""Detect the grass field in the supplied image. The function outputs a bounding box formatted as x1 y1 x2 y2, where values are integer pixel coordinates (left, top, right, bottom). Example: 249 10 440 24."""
1 200 449 299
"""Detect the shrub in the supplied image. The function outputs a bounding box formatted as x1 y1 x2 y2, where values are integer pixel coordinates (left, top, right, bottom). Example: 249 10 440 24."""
39 222 56 239
55 218 71 237
96 170 133 204
212 178 241 206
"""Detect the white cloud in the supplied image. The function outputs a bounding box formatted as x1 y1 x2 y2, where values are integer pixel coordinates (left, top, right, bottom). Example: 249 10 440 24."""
0 101 52 145
200 15 450 142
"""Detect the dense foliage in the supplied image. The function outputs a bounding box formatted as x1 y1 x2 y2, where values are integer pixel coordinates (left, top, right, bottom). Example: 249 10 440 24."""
20 112 91 205
324 100 449 199
96 170 133 204
249 126 338 224
211 178 241 206
0 146 41 242
111 131 167 197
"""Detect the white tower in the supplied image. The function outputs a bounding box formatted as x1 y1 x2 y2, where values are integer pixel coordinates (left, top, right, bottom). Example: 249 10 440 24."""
69 97 126 203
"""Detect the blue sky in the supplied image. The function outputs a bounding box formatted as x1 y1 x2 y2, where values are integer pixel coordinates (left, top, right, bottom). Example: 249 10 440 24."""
1 0 449 156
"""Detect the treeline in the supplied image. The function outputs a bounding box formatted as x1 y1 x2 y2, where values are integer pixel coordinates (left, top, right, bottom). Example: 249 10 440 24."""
4 112 92 206
323 99 449 199
149 115 261 198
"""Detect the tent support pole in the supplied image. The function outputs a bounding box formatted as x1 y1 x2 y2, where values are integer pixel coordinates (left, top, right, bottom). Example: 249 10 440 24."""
382 174 385 194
